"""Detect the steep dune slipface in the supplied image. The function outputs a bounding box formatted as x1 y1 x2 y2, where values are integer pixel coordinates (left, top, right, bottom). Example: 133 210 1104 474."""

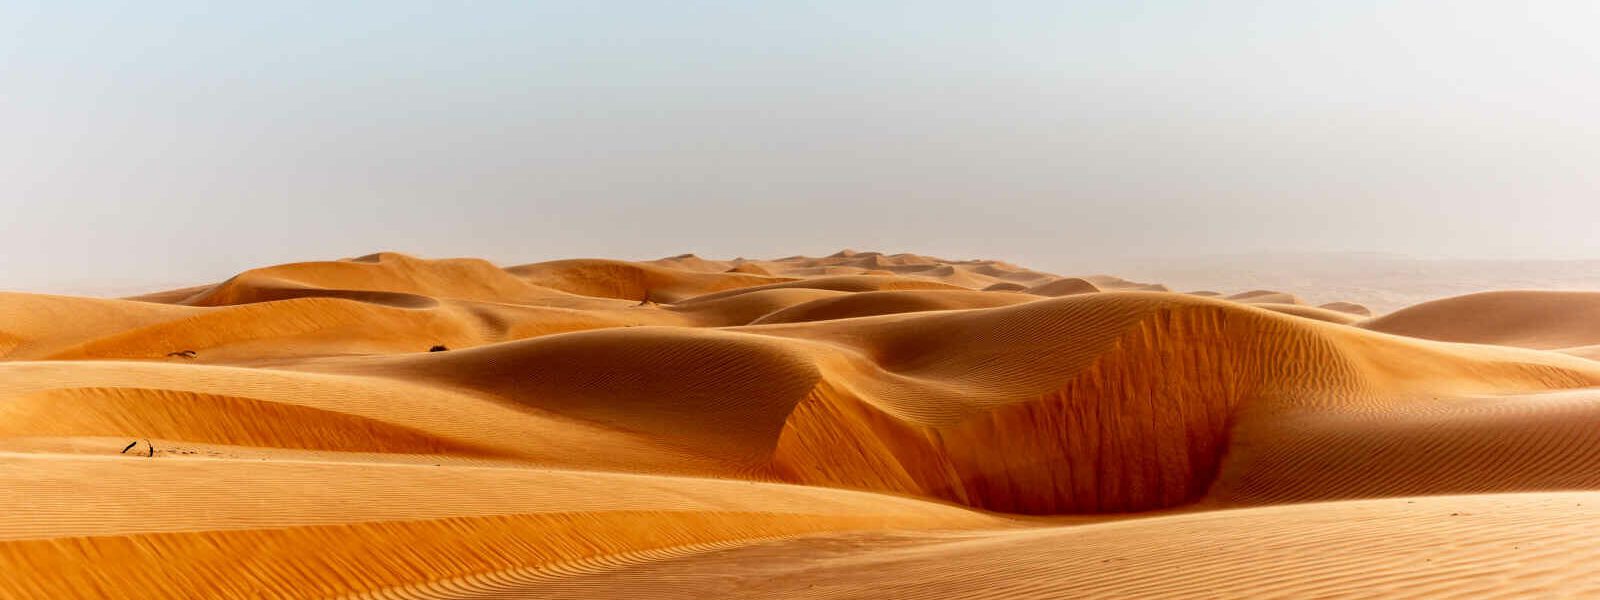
1362 290 1600 349
759 294 1600 513
7 250 1600 597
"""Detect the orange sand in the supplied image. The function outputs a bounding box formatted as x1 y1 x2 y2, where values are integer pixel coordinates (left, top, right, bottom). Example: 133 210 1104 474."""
4 250 1600 598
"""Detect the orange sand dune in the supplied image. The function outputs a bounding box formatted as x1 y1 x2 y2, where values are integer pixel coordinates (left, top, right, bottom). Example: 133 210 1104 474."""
676 274 968 304
5 250 1600 598
723 262 775 276
749 289 1035 324
1226 289 1305 305
0 292 195 359
183 252 579 307
981 281 1029 292
1362 290 1600 349
1319 300 1373 316
1251 302 1366 324
508 257 790 302
727 250 1060 290
1024 276 1101 297
1082 274 1169 292
1559 344 1600 361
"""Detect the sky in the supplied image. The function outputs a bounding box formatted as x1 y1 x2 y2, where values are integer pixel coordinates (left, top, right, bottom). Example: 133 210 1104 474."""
4 1 1599 293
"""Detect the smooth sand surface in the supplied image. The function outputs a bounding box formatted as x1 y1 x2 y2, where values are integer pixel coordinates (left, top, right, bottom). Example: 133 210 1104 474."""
5 250 1600 598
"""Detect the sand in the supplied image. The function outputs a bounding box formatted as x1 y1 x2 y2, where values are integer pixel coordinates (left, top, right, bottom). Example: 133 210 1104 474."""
4 250 1600 598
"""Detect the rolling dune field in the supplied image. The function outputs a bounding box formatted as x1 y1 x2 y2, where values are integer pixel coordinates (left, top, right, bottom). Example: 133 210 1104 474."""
5 250 1600 598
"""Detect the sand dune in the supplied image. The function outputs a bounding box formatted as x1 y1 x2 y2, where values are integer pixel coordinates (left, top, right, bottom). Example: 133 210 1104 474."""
508 257 790 302
1318 300 1373 316
1559 344 1600 362
676 274 969 304
1251 302 1366 324
1226 289 1305 305
5 250 1600 597
981 281 1029 292
1362 290 1600 349
1024 277 1101 297
749 289 1035 324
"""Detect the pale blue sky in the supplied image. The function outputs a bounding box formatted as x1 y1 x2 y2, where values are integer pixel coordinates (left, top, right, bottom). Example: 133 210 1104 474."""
4 2 1599 292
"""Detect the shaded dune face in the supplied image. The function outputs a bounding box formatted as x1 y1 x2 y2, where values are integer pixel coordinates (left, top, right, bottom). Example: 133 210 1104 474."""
388 327 825 464
775 306 1242 514
769 315 1250 514
763 298 1598 514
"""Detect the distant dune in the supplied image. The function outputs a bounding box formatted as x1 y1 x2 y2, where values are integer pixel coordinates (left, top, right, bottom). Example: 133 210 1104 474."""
1361 290 1600 350
5 250 1600 597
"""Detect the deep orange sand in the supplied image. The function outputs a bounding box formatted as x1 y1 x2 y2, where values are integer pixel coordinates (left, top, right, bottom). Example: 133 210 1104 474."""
4 250 1600 598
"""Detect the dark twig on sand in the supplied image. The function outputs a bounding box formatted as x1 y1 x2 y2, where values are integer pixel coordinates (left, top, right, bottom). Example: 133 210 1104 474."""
121 440 138 454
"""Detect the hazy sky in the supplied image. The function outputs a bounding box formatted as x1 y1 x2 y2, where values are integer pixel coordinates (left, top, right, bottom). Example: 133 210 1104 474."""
4 1 1599 292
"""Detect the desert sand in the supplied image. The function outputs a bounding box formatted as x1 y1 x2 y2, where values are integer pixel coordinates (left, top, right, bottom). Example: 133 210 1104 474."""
5 250 1600 598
